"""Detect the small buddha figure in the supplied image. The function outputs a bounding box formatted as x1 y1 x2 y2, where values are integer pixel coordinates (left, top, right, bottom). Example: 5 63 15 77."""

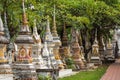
107 38 112 49
92 39 99 56
19 46 26 57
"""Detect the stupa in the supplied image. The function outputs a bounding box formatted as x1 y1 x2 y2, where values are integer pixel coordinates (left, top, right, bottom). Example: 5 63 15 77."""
60 23 72 68
76 30 86 63
13 0 37 79
32 20 46 69
71 28 85 69
91 30 101 65
43 18 60 69
51 5 64 69
0 14 13 80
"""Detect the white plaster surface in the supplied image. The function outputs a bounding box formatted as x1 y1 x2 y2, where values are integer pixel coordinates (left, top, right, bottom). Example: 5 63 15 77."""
0 74 13 80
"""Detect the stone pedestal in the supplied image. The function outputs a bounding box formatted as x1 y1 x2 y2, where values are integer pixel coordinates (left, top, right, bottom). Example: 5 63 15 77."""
90 56 101 65
58 69 72 78
13 44 37 80
0 64 13 80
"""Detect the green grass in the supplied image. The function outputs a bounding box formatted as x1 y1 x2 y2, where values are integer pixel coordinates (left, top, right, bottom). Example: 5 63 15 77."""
59 65 108 80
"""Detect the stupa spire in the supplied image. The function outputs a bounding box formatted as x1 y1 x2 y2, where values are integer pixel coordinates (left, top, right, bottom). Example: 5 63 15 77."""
33 19 41 43
52 4 58 37
94 29 98 44
62 22 68 46
33 19 37 34
46 18 51 33
0 15 4 34
44 18 53 42
0 14 9 44
22 0 28 25
4 12 10 40
15 0 33 43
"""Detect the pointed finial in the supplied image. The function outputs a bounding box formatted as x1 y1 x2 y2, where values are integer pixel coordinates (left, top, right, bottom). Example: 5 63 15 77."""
102 36 105 46
63 22 66 32
0 14 4 35
95 28 97 39
4 12 10 40
79 31 83 46
108 38 111 44
33 19 38 35
34 19 36 27
52 4 58 37
46 17 51 33
95 29 98 44
22 0 28 25
94 29 98 44
75 30 79 43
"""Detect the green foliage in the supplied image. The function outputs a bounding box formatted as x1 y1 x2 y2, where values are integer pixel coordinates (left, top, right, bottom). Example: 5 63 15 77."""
65 58 74 69
0 0 120 41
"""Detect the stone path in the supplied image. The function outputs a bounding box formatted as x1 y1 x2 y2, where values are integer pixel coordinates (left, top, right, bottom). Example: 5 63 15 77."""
100 59 120 80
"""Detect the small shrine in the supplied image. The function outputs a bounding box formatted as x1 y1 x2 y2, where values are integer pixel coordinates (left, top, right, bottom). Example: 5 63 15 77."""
0 15 13 80
32 20 46 69
91 30 101 65
71 28 85 69
13 0 37 79
51 5 64 69
105 39 115 61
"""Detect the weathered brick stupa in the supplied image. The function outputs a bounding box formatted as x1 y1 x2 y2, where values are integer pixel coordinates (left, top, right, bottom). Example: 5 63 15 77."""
51 5 64 69
71 28 85 69
76 30 86 63
32 20 46 69
91 30 101 65
0 14 13 80
60 23 71 68
13 0 37 80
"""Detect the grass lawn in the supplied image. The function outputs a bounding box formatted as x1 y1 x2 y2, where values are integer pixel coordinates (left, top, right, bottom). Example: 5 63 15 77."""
59 65 108 80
